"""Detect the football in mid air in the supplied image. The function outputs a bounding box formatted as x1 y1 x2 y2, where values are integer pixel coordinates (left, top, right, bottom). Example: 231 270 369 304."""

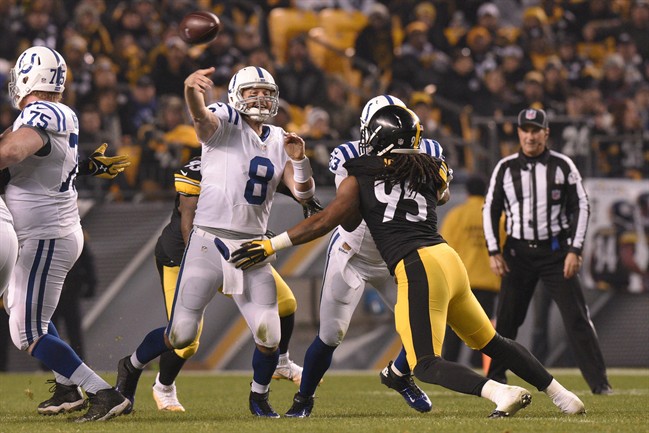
179 11 221 45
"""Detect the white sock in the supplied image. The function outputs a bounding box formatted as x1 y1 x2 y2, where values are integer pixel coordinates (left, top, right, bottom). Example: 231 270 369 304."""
480 379 502 403
130 353 146 370
154 373 173 389
544 379 565 398
54 371 75 386
251 381 269 394
390 363 405 377
278 352 289 364
70 363 111 395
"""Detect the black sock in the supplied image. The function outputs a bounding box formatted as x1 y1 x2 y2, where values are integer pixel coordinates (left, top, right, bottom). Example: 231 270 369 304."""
279 313 295 355
481 334 553 391
158 350 187 386
413 355 487 396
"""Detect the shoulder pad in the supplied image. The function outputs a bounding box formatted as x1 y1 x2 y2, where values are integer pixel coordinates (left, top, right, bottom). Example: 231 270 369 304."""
19 101 77 133
174 157 201 195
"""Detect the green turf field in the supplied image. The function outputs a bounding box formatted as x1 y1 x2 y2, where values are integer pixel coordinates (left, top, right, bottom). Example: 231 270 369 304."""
1 369 647 433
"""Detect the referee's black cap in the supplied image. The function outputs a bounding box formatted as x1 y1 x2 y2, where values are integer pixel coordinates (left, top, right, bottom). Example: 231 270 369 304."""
518 108 548 129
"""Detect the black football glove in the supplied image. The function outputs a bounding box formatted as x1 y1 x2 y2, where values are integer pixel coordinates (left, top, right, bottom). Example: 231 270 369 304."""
231 240 276 270
79 143 131 179
302 196 324 218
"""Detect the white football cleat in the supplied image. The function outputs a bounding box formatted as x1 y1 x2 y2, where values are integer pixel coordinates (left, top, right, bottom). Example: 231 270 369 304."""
272 357 303 385
551 389 586 414
152 374 185 412
489 385 532 418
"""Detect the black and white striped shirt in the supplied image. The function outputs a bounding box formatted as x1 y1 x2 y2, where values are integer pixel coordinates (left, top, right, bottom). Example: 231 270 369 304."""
483 149 590 255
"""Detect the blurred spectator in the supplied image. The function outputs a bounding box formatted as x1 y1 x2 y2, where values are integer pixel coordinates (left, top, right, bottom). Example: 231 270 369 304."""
79 55 121 109
436 47 481 135
246 45 278 77
111 32 148 85
274 34 328 108
353 3 394 82
615 33 645 87
498 44 530 95
320 75 357 139
136 95 197 195
392 21 449 90
599 53 633 104
63 34 94 108
516 6 556 70
556 35 596 89
619 0 649 62
158 0 197 27
268 98 299 133
411 1 452 54
474 2 510 48
234 24 263 58
109 3 156 53
570 0 622 45
123 75 158 137
96 87 127 149
301 107 338 141
596 98 649 178
472 66 514 117
0 99 15 133
464 25 497 78
77 104 107 158
197 26 244 87
634 83 649 131
409 91 440 138
509 70 548 114
14 0 60 53
0 1 21 60
542 57 569 113
152 36 195 98
556 89 592 172
72 2 113 59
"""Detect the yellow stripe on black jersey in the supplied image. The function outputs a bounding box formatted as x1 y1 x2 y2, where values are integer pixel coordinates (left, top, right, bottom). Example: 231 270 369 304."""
174 157 202 196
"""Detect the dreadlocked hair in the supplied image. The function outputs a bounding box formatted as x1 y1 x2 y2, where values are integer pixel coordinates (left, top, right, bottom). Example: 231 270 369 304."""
373 154 446 194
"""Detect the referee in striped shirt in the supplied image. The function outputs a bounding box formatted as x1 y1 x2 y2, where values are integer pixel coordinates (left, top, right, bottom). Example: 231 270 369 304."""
483 108 612 395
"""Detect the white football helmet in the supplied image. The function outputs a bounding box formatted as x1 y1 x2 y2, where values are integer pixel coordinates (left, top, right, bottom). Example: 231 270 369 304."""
359 94 405 145
227 66 279 122
9 46 67 109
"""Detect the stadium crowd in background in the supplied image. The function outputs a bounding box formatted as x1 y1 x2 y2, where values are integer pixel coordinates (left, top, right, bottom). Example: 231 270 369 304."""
0 0 647 202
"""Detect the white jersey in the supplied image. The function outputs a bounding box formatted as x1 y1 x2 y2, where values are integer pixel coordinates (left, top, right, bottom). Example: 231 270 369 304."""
193 102 292 235
0 196 12 224
328 138 444 262
5 101 81 242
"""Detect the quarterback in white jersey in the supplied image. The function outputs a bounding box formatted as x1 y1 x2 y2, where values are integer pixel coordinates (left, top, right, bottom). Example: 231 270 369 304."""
114 65 315 418
0 46 130 422
283 95 442 417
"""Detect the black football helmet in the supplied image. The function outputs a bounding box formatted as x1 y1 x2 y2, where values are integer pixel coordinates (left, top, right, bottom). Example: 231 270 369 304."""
359 105 423 157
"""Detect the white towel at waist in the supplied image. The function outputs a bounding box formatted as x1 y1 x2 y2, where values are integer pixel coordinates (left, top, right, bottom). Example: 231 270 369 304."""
193 228 275 295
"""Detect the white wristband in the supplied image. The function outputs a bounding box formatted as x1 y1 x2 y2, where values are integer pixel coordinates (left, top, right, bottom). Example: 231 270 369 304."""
293 182 316 200
291 157 313 183
270 231 293 251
